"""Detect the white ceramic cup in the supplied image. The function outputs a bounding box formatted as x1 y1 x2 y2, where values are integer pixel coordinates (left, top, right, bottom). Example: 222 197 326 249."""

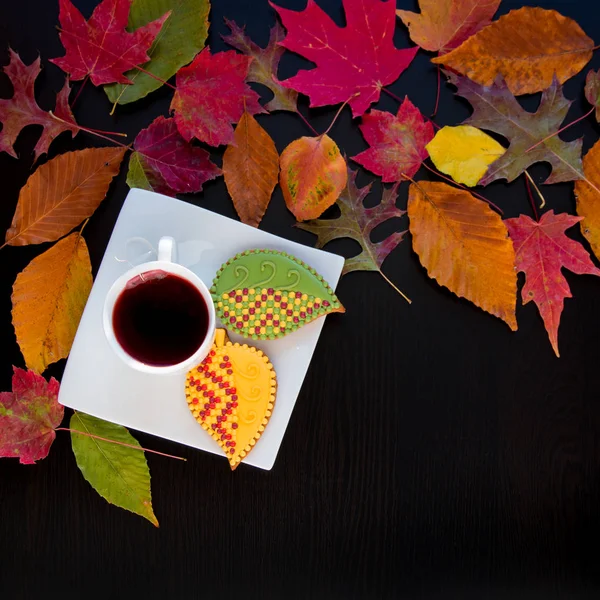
103 236 216 374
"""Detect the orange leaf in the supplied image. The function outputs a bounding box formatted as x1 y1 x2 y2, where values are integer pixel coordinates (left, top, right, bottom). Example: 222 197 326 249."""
279 134 347 221
12 232 93 373
5 147 126 246
407 181 517 330
575 139 600 261
432 7 594 95
223 111 279 227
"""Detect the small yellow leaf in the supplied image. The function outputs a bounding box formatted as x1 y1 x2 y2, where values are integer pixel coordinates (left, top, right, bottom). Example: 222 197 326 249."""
426 125 505 187
12 232 93 373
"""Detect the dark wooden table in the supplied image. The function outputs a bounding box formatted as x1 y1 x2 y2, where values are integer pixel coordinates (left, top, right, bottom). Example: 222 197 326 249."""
1 1 600 598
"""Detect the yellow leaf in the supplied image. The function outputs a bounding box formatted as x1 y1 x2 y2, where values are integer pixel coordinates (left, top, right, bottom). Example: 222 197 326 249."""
279 134 347 221
12 233 93 373
426 125 505 187
4 147 126 246
223 111 279 227
407 181 517 330
575 139 600 261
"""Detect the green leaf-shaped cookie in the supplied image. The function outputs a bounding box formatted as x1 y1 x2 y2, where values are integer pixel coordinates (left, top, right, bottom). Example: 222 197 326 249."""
211 249 344 340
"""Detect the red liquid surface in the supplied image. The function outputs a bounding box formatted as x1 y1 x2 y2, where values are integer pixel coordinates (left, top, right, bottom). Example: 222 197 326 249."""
112 270 209 366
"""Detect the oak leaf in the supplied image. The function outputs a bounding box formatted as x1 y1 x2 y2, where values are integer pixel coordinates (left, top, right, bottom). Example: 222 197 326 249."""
223 19 298 113
171 48 264 147
574 140 600 262
397 0 500 54
70 412 158 526
12 232 93 373
426 125 505 187
408 181 517 329
105 0 210 105
279 134 347 221
223 111 279 227
51 0 169 86
0 49 78 161
271 0 417 117
505 211 600 357
585 70 600 122
351 97 434 182
127 116 221 197
0 367 62 464
297 167 406 276
447 72 584 186
5 147 126 246
432 7 594 96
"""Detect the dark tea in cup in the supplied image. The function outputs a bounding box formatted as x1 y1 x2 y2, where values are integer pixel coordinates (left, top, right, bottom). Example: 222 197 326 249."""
112 270 209 366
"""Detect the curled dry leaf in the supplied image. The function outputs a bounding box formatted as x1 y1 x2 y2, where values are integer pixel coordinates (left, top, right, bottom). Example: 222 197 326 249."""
505 211 600 357
432 7 595 96
279 134 347 221
0 367 61 464
448 72 584 186
575 140 600 261
4 147 126 247
223 111 279 227
105 0 210 105
408 181 517 330
426 125 506 187
585 70 600 122
171 48 264 147
397 0 500 54
12 232 93 373
271 0 417 117
127 116 221 197
223 19 298 113
70 412 158 527
0 49 78 161
351 97 434 182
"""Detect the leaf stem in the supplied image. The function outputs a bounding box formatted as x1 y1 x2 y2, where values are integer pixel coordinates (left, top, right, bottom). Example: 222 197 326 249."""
382 87 441 130
132 64 177 91
296 110 319 136
422 162 504 215
379 269 411 304
525 107 595 153
56 427 187 461
322 94 358 137
50 111 130 148
71 75 89 108
523 172 539 221
431 64 441 118
524 170 546 209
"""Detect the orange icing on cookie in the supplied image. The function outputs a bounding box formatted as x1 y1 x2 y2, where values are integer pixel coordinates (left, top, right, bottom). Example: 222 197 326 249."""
185 329 276 469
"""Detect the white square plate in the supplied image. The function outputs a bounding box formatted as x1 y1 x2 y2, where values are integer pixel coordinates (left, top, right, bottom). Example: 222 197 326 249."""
58 189 344 470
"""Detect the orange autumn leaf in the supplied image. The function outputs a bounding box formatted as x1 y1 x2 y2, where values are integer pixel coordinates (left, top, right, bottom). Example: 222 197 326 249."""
4 147 126 246
279 134 347 221
574 139 600 262
12 232 93 373
432 7 594 95
407 181 517 330
223 111 279 227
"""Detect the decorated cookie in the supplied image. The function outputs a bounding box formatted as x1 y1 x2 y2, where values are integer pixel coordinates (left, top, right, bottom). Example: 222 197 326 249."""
185 329 276 470
210 249 344 340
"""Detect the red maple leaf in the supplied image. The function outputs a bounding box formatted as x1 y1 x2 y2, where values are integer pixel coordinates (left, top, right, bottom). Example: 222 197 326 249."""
50 0 170 86
505 211 600 357
0 367 62 464
132 116 222 196
351 97 434 182
271 0 418 117
0 49 78 161
171 48 264 147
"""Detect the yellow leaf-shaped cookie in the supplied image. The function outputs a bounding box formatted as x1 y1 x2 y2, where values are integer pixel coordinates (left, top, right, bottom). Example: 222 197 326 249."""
426 125 506 187
185 330 276 470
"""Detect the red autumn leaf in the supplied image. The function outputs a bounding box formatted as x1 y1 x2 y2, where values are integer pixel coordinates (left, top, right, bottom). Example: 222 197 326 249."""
505 211 600 357
129 116 221 197
51 0 170 86
0 367 62 464
0 49 78 161
351 97 434 182
271 0 418 117
171 48 264 147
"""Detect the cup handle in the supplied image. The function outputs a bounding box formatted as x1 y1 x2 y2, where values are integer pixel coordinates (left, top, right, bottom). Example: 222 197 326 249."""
157 236 176 263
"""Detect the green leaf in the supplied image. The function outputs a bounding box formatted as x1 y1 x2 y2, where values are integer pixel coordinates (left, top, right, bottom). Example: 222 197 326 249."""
126 152 154 192
70 412 158 527
104 0 210 105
